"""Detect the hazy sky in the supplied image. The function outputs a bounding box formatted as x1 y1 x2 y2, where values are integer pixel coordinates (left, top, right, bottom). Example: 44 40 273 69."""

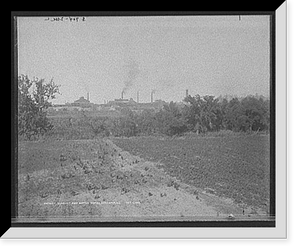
17 15 270 104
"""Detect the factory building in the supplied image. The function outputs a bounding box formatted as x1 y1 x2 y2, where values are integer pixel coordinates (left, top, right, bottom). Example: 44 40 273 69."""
72 96 91 107
49 89 186 115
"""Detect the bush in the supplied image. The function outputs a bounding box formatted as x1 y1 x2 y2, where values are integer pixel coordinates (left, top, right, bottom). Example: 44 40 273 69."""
80 112 111 137
109 117 137 137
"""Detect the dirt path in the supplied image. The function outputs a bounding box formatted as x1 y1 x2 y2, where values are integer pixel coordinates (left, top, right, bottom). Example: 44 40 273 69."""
17 139 260 222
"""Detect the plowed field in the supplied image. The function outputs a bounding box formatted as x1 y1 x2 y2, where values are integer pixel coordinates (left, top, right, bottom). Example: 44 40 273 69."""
112 135 270 213
17 136 270 223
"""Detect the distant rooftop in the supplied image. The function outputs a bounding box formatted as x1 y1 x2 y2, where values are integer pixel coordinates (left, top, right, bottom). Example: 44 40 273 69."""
73 96 90 104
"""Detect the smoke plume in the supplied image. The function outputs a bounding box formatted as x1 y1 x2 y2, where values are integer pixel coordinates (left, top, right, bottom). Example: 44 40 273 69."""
122 59 140 95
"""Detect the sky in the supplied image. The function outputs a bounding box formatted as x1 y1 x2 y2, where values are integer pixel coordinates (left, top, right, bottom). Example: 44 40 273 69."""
17 15 270 104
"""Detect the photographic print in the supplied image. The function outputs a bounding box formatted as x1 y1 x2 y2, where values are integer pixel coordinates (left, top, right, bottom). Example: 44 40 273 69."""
13 12 276 227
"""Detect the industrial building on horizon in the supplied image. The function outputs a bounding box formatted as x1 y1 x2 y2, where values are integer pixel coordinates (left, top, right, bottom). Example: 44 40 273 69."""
47 90 170 114
47 88 267 115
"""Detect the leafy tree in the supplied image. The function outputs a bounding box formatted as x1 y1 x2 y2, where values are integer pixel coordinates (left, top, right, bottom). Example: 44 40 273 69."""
118 117 137 137
240 96 270 132
223 96 270 132
183 95 202 133
156 102 187 136
135 109 157 135
223 97 242 131
183 95 223 134
18 75 60 139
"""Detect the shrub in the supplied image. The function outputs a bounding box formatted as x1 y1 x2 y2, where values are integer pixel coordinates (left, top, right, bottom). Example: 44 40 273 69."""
79 112 110 137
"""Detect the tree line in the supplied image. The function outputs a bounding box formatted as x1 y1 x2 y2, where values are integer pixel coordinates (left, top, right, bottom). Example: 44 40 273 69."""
106 94 270 137
17 75 270 140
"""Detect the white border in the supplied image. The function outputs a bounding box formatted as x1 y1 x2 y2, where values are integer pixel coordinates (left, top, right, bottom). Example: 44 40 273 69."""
274 0 287 239
3 4 287 239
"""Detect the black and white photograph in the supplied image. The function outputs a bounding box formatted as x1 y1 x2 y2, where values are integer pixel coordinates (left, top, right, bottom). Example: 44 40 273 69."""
13 12 277 228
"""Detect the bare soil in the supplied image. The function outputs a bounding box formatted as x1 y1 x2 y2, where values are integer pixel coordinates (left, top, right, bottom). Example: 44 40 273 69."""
17 138 267 222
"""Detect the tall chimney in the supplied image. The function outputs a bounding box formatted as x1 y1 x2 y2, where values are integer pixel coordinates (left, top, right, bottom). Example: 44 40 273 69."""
121 91 124 99
87 92 89 101
137 91 139 103
150 90 156 103
186 89 188 97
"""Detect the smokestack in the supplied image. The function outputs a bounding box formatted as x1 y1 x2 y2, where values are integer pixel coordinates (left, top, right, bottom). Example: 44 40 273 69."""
186 89 188 97
121 91 124 99
151 90 154 103
87 92 89 101
137 91 139 103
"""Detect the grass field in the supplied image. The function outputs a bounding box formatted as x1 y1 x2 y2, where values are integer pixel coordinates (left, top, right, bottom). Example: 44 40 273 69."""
112 134 270 212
